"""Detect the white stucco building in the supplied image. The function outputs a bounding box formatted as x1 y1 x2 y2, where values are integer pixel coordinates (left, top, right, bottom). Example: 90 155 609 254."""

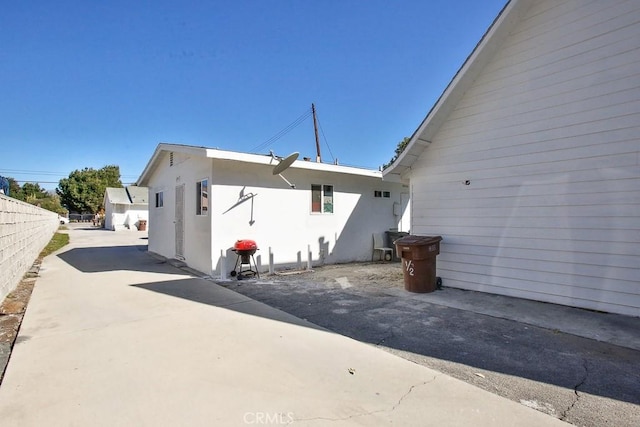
383 0 640 317
103 186 149 231
137 143 408 277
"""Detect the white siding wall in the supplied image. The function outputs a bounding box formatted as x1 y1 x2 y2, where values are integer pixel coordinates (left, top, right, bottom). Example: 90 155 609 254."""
411 0 640 316
0 195 59 301
147 151 213 275
210 160 402 276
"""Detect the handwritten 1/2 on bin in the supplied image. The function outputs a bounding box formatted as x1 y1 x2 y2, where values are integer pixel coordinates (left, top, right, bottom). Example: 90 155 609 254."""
394 235 443 293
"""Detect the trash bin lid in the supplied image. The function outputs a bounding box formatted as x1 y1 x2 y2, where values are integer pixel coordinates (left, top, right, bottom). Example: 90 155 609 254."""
394 235 442 246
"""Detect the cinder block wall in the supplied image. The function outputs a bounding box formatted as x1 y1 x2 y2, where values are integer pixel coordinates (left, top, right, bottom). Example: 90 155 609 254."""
0 194 59 302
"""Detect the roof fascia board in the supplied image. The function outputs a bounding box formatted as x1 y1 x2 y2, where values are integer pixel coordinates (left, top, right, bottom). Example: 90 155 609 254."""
211 152 383 178
138 143 383 185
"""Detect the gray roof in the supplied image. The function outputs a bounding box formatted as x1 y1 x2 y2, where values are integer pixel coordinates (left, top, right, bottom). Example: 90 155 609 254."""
104 187 130 205
126 186 148 204
104 186 148 205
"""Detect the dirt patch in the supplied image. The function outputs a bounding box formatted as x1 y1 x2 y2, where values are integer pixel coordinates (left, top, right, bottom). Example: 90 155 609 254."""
0 268 39 383
1 278 36 316
272 262 405 289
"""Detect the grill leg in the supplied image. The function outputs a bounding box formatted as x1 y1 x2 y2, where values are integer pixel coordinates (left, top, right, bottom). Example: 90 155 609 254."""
251 255 260 278
230 254 241 277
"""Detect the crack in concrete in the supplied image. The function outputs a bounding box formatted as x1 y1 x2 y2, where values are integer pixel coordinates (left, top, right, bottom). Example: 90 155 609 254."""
560 358 589 421
293 377 437 423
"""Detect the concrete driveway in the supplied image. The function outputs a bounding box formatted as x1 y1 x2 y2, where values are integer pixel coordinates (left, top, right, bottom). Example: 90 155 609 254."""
220 263 640 427
0 224 569 426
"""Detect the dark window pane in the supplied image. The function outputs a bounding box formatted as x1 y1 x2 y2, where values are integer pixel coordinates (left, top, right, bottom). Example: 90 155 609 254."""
311 184 321 212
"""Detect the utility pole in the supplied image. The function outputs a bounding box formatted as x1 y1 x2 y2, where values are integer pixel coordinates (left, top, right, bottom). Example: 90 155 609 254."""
312 103 321 163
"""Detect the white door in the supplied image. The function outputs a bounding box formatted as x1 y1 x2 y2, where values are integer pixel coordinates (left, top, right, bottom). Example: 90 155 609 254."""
175 184 185 259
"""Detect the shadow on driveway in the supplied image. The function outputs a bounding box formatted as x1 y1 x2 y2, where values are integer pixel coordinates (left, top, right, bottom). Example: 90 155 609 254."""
132 278 327 333
58 245 184 275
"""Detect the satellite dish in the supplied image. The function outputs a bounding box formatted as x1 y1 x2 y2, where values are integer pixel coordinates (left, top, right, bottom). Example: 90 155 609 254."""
272 152 299 175
270 151 299 188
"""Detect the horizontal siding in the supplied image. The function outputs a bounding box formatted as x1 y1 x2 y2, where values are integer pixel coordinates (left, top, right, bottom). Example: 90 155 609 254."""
411 0 640 316
440 243 638 270
416 225 638 246
440 271 640 317
471 1 640 98
418 233 638 257
438 262 638 300
443 83 640 143
438 251 638 282
422 215 639 231
412 155 638 185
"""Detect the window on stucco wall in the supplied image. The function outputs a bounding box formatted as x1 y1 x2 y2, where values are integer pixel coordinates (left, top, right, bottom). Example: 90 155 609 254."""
155 191 164 208
196 179 208 215
311 184 333 214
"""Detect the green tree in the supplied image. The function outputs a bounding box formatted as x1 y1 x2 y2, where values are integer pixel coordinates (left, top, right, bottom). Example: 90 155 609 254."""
37 192 67 215
2 178 68 215
7 177 24 200
21 182 48 203
57 165 123 214
383 137 411 170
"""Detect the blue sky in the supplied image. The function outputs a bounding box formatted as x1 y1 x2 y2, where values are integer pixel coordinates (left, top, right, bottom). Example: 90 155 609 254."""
1 0 507 190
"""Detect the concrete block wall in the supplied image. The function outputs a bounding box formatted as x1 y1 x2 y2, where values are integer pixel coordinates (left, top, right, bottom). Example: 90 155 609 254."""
0 194 59 302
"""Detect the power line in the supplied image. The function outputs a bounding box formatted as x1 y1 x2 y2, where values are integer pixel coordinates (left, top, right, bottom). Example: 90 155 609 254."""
0 169 138 177
0 169 65 173
1 170 138 180
0 170 66 177
12 180 61 184
250 107 313 153
315 114 336 163
12 180 137 186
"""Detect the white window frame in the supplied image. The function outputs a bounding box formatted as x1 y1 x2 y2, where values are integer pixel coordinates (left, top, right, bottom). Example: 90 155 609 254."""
311 184 334 214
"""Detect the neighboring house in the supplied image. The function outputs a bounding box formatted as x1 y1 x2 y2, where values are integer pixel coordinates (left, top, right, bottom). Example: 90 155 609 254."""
103 186 149 231
137 143 407 277
383 0 640 317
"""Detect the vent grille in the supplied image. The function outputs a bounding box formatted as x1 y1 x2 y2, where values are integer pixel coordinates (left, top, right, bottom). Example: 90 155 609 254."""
169 152 174 167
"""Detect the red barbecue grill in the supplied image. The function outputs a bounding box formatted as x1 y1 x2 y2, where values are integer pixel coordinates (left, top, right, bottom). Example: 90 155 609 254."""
230 239 259 279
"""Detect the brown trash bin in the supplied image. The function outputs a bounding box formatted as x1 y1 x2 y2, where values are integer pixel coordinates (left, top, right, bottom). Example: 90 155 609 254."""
394 235 442 293
138 219 147 231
